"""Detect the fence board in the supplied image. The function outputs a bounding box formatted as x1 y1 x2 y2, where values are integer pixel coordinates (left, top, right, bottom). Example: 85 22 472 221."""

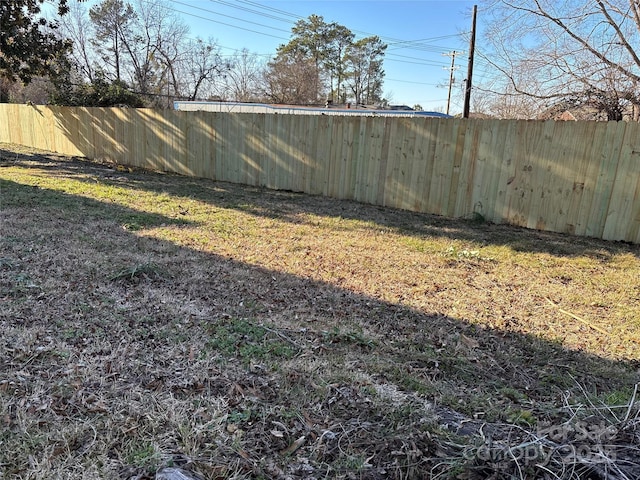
604 122 640 240
574 122 606 237
363 117 385 205
563 121 596 235
428 120 453 215
2 104 640 243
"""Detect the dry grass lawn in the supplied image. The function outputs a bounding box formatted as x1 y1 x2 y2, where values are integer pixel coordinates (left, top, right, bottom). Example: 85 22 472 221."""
1 143 639 479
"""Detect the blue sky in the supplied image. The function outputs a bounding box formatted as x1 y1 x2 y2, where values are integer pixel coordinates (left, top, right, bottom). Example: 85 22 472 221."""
162 0 478 113
48 0 479 112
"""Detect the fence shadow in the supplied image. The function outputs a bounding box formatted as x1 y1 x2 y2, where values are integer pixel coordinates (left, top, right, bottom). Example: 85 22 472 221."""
2 160 639 476
4 146 636 261
2 172 637 392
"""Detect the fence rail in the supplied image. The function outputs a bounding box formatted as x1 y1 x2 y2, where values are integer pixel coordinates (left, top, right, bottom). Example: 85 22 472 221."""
1 104 640 243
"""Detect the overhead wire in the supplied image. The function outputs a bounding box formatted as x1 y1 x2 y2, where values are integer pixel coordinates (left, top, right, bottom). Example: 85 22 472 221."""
197 0 467 57
208 0 297 25
166 0 472 106
136 0 476 107
165 0 469 70
167 0 291 35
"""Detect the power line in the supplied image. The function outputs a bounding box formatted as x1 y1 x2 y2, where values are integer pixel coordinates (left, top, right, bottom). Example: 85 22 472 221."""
86 0 478 106
167 0 291 34
162 0 469 71
204 0 467 55
208 0 296 25
386 52 454 67
386 78 442 86
235 0 304 21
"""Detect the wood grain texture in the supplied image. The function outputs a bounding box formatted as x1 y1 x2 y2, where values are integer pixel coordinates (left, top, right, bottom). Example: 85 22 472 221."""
2 104 640 242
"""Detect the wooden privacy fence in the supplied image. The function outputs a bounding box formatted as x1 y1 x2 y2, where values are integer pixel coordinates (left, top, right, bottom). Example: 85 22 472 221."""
1 104 640 243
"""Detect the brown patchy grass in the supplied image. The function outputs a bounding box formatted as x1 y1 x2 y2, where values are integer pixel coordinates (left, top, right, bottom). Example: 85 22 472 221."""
1 143 639 479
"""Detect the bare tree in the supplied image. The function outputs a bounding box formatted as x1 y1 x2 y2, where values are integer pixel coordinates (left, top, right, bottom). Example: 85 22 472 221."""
90 0 189 98
262 51 319 104
222 49 264 102
181 38 230 101
64 0 208 106
122 0 165 96
58 1 96 82
154 12 189 105
480 0 640 119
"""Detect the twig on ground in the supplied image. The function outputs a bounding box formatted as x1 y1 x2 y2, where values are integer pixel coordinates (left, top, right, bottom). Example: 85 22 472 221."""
545 298 609 336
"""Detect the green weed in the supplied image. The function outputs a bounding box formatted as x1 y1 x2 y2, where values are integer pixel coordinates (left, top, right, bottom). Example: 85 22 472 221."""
206 318 296 364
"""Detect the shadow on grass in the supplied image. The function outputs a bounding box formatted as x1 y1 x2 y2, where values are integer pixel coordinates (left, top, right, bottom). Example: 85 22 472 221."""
3 146 638 261
1 168 639 478
0 158 636 402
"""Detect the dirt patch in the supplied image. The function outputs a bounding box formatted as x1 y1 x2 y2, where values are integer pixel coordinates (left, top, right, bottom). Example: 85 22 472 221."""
1 143 639 479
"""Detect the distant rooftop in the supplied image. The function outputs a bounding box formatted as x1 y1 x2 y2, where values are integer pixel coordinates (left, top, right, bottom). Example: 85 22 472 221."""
174 101 452 118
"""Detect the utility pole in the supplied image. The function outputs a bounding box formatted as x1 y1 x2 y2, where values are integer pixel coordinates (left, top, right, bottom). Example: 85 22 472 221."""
443 50 463 115
463 5 478 118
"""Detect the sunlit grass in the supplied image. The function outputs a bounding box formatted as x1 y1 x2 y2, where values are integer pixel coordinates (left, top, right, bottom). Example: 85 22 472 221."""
1 144 639 479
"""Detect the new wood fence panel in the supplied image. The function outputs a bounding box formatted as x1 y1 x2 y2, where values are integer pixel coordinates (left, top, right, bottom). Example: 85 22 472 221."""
396 118 417 211
446 117 470 217
27 105 53 153
573 122 607 237
521 120 553 229
352 116 370 204
20 105 35 147
627 157 640 244
492 120 521 225
469 119 503 222
407 118 431 211
564 122 592 234
313 115 331 196
442 119 464 217
4 104 640 243
520 120 555 231
395 118 413 211
382 116 403 208
490 120 511 222
268 114 284 190
334 115 348 198
242 113 263 187
281 114 299 191
361 117 386 205
0 105 9 142
341 116 359 201
520 121 547 230
604 121 640 241
584 121 625 239
346 116 363 200
401 118 426 212
290 114 304 192
303 115 320 194
427 119 454 215
393 116 414 210
548 121 580 234
417 119 444 213
374 117 392 206
563 121 597 236
215 110 231 184
292 113 309 192
46 106 80 156
552 122 585 234
95 107 117 164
